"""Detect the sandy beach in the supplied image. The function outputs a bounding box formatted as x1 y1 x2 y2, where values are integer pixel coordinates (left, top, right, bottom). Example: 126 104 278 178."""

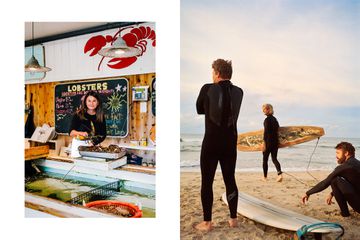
180 171 360 240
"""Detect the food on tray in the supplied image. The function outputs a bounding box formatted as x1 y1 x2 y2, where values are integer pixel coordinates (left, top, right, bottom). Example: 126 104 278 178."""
78 144 125 153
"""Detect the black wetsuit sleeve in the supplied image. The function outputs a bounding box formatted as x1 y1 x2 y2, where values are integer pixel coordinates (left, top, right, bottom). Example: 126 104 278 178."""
306 165 347 196
263 118 269 142
263 117 273 143
92 118 107 145
196 84 210 114
69 114 81 134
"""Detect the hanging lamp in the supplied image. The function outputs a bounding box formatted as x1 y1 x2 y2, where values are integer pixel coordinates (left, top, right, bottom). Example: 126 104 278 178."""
98 36 141 58
25 22 51 73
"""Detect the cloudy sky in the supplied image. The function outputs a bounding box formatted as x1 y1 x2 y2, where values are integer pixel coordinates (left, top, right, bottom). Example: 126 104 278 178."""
181 0 359 137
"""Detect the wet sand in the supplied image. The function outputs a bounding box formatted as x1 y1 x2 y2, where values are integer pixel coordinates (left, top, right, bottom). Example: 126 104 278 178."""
180 171 360 240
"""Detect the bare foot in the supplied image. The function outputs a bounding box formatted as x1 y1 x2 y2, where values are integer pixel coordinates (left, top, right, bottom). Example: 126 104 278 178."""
194 221 213 232
261 177 267 182
228 218 238 228
276 174 283 182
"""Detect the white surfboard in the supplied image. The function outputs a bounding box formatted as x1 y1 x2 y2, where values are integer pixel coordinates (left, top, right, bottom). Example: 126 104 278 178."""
221 192 339 233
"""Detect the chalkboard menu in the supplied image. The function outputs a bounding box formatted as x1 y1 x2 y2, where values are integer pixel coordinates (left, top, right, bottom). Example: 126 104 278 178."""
55 78 129 137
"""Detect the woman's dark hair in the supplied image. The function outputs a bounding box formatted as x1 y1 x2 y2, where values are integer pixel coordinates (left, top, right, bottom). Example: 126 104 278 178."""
77 90 104 122
335 142 355 157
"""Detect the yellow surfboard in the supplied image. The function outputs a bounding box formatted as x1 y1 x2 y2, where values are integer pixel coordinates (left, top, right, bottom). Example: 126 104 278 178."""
237 126 325 152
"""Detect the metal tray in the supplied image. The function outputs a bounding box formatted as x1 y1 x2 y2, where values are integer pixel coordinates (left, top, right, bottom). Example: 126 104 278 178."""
78 150 126 160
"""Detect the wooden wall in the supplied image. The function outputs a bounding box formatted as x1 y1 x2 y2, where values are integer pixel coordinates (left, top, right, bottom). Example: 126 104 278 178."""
26 82 57 127
25 73 156 162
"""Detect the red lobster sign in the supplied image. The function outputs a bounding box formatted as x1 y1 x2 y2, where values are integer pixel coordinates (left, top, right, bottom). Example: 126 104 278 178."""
84 25 156 70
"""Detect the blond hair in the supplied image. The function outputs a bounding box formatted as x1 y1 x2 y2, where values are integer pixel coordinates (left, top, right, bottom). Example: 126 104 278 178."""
262 104 274 115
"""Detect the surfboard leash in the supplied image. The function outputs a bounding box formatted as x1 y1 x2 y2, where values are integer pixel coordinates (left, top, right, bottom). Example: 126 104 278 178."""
282 172 310 186
282 137 321 187
294 222 344 240
306 137 320 182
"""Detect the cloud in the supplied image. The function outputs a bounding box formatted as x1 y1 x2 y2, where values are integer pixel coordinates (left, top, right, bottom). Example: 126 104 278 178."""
181 0 359 137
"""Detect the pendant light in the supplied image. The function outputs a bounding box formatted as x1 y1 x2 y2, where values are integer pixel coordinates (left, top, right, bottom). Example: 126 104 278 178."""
25 22 51 73
98 36 141 58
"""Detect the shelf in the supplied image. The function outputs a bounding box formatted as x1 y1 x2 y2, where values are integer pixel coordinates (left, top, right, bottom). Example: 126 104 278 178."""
25 145 49 161
120 164 156 175
117 145 156 151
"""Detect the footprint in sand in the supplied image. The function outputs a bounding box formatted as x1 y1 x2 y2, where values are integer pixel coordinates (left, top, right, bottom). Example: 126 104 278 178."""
189 198 196 204
324 209 339 216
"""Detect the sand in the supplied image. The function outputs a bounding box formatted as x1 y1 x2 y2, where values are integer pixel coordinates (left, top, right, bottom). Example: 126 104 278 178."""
180 171 360 240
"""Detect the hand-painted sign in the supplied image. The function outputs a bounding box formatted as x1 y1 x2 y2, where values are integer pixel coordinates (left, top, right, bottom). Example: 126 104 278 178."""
84 25 156 70
25 23 155 84
54 78 129 137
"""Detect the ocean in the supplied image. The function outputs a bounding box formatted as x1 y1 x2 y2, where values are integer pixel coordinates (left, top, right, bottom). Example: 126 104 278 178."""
180 134 360 172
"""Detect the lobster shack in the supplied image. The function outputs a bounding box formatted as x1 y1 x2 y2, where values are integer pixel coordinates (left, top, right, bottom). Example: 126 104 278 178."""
24 22 156 218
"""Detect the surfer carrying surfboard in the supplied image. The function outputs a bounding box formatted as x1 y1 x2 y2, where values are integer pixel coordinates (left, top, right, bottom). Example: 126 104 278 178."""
302 142 360 217
261 104 283 182
195 59 243 231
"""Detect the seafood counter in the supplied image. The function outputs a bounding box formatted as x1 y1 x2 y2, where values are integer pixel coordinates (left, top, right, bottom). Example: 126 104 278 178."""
78 145 126 160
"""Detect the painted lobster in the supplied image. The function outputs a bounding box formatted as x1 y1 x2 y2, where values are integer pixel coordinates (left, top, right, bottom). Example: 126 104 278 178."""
84 25 156 70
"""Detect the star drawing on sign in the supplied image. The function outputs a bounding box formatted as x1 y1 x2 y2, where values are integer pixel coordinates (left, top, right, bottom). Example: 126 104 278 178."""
115 84 121 92
122 86 127 92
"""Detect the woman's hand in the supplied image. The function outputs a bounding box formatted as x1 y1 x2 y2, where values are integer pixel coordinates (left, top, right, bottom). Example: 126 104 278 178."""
70 130 88 138
77 131 88 137
261 143 266 152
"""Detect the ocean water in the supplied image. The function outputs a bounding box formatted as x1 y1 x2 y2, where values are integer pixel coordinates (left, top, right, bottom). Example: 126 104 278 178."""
180 134 360 172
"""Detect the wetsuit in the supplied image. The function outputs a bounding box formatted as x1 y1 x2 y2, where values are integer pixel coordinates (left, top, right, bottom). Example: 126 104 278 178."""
306 156 360 217
69 112 107 145
196 80 243 221
263 115 282 177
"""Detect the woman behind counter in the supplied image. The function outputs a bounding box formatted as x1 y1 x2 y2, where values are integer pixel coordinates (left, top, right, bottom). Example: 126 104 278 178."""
69 90 107 148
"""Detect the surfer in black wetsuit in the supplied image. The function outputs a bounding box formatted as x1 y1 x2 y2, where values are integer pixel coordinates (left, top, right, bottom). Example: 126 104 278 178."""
195 59 243 231
302 142 360 217
261 104 283 182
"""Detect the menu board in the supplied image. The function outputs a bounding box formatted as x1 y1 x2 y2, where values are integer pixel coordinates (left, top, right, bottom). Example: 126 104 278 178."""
54 78 129 137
